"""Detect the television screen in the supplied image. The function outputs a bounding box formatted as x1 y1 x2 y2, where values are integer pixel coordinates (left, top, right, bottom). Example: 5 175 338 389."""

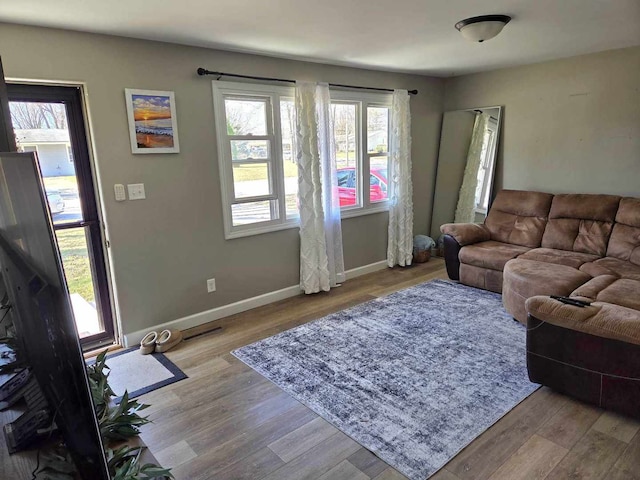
0 152 108 478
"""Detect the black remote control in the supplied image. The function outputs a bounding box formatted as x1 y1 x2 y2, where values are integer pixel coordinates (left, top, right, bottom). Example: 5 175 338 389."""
550 295 591 307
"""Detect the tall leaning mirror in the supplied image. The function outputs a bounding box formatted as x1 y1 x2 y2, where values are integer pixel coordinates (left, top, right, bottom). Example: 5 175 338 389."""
430 106 502 242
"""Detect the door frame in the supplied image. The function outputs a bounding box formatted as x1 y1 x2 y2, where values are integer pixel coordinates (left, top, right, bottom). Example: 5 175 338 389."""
0 59 16 152
7 82 118 350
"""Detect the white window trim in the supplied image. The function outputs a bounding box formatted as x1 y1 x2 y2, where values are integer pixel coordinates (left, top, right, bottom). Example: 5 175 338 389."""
212 81 392 240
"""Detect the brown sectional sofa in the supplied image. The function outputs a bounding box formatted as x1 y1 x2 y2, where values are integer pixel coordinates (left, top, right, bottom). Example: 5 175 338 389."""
440 190 640 419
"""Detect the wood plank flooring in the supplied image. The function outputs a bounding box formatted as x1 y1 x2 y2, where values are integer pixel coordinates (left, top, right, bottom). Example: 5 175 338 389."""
137 258 640 479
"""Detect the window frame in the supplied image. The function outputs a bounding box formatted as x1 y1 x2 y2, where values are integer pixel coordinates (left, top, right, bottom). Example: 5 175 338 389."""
212 82 392 239
19 144 38 154
212 81 296 239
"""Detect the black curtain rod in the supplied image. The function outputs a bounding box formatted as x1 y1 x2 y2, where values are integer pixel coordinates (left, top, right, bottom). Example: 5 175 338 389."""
196 68 418 95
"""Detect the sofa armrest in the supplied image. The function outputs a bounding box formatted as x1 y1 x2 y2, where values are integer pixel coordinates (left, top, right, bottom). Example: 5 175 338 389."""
526 296 640 346
442 235 462 280
440 223 491 246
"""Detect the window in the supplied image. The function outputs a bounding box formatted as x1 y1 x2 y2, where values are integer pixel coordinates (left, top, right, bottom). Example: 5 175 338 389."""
212 82 392 238
365 105 390 207
212 82 297 238
20 144 37 154
330 93 391 216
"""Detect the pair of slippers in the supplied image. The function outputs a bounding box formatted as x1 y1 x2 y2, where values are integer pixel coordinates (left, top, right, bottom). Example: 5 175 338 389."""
140 329 183 354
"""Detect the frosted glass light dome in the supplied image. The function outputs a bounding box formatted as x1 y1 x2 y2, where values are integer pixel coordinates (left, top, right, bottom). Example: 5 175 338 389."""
455 15 511 43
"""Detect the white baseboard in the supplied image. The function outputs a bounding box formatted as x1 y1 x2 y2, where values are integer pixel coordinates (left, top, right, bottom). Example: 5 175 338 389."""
344 259 388 279
122 259 388 347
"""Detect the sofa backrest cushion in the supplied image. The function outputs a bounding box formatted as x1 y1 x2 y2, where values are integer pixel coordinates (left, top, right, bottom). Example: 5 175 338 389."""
485 190 554 248
541 194 620 256
607 197 640 266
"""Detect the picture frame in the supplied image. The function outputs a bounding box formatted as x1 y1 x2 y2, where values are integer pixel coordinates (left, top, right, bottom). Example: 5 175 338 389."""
124 88 180 154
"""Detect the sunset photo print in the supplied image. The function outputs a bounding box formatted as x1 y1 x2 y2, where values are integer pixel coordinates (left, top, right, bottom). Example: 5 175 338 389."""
125 89 180 153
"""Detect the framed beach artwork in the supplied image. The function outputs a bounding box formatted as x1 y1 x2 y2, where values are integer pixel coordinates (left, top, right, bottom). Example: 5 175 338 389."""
125 89 180 154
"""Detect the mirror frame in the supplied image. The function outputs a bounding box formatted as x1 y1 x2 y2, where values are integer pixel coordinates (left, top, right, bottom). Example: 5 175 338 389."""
429 105 503 241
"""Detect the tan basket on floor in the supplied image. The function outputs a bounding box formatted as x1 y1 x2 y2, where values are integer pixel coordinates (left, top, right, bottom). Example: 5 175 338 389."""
413 250 431 263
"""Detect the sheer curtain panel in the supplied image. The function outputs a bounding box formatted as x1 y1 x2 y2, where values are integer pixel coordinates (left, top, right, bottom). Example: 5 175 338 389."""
296 82 345 294
454 112 490 223
387 89 414 267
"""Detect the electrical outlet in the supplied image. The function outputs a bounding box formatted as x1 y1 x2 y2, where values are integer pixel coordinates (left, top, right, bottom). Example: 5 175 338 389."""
207 278 216 293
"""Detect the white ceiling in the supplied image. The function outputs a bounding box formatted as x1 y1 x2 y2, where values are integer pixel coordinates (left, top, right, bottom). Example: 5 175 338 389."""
1 0 639 76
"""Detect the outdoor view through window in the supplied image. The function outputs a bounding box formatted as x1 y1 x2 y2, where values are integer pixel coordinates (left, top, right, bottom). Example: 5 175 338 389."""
224 95 390 228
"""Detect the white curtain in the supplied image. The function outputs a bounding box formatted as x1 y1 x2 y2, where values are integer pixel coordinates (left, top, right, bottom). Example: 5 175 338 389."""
387 89 414 268
296 82 345 294
454 113 490 223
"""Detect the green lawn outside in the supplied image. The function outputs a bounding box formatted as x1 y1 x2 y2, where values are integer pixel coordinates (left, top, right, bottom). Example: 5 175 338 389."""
231 152 363 183
55 228 95 303
233 161 298 182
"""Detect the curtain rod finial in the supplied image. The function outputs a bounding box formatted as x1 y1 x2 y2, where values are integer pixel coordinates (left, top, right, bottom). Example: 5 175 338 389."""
197 68 208 76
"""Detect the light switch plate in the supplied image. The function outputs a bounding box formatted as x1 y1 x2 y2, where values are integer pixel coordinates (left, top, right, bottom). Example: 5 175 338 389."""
114 184 126 201
127 183 146 200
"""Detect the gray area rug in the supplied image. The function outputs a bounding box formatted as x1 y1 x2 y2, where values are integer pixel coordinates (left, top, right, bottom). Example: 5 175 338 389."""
232 279 539 480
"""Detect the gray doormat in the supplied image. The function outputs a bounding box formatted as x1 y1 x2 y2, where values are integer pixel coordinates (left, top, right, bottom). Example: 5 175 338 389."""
232 280 539 480
88 347 187 402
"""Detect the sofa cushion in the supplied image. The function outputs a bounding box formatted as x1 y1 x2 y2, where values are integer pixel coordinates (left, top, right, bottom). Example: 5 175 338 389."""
459 240 530 271
484 190 554 248
571 276 640 312
571 275 619 300
541 194 620 256
460 264 504 294
518 247 600 269
580 257 640 281
595 279 640 312
503 258 592 323
526 295 640 346
607 197 640 266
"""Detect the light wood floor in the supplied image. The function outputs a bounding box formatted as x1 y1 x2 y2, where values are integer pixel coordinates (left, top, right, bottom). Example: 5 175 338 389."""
138 258 640 480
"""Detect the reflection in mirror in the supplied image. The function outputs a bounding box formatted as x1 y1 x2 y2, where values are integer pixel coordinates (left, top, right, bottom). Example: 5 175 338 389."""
430 106 502 241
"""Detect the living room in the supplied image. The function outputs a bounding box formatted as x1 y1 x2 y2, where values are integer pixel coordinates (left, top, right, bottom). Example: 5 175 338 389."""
0 1 639 479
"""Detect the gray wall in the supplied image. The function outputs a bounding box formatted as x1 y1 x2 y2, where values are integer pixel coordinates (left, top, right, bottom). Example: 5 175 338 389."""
443 46 640 198
0 23 444 336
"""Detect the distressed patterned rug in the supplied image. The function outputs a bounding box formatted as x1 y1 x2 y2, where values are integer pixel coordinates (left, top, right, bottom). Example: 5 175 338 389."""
232 279 539 480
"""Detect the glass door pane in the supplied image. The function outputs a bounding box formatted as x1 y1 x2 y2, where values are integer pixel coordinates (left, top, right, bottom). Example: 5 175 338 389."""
8 86 114 350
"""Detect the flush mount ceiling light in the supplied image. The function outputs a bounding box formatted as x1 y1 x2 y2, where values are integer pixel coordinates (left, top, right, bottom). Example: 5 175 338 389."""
455 15 512 43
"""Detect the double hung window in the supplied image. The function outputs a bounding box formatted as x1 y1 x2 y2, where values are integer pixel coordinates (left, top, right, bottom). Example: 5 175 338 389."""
213 82 298 238
212 82 392 239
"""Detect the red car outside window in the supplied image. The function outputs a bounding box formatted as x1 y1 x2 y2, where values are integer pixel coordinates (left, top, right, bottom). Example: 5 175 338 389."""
337 167 388 207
